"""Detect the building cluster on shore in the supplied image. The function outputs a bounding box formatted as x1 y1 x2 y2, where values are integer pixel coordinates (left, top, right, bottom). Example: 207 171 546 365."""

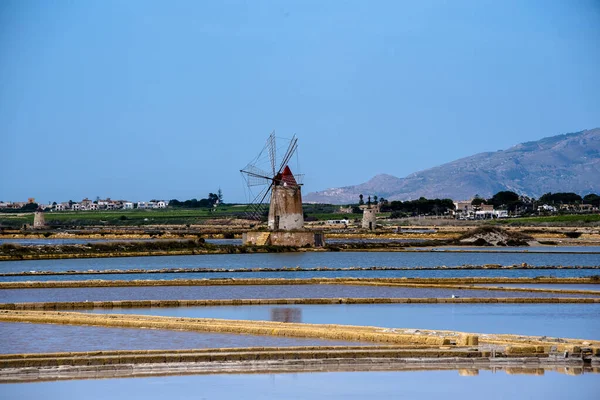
453 201 509 220
0 198 169 212
453 200 598 220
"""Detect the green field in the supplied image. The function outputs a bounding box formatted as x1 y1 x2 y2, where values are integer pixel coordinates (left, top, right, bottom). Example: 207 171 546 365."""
0 205 249 228
492 214 600 226
0 204 371 227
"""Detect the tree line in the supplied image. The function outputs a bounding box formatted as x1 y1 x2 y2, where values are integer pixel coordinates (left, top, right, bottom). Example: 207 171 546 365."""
380 197 455 216
474 191 599 212
353 190 600 217
538 192 599 206
169 190 223 209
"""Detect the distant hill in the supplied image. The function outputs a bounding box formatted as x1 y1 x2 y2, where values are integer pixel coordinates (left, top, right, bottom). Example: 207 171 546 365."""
305 128 600 204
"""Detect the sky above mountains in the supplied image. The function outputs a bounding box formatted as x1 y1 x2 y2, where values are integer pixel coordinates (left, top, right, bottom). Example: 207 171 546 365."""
1 0 599 204
304 129 600 203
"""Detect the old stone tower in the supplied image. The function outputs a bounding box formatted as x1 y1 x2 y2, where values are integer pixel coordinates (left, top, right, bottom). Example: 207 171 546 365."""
268 166 304 231
33 210 47 229
362 207 377 230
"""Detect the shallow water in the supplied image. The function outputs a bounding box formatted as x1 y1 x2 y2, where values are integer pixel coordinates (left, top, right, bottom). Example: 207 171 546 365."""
0 322 363 354
1 252 599 284
475 283 600 291
88 303 600 340
1 251 599 274
2 267 598 282
1 284 594 304
425 246 600 253
3 370 599 399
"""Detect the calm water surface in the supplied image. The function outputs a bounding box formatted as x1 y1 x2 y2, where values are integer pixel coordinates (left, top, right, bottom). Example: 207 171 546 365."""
426 246 600 253
1 252 599 283
2 268 597 282
1 251 599 272
2 370 599 399
475 283 600 291
89 303 600 340
0 322 363 354
1 284 593 303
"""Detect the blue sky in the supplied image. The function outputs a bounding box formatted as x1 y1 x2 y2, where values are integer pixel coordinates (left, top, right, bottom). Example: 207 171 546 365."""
1 0 599 204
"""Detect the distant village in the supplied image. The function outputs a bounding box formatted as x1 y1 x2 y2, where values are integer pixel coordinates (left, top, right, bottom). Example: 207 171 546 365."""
0 198 170 212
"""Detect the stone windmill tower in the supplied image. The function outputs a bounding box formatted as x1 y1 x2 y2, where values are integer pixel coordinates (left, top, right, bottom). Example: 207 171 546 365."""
268 165 304 230
240 132 322 247
33 207 47 229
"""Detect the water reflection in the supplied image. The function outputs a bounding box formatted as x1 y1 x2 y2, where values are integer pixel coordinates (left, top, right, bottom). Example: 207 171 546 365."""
271 307 302 323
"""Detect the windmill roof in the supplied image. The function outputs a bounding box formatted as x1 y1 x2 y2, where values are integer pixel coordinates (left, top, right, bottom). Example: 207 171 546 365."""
277 165 298 186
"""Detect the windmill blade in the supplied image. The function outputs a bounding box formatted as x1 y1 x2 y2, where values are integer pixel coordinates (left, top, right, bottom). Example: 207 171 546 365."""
267 131 276 177
244 181 274 221
240 165 272 186
277 135 298 174
242 135 274 175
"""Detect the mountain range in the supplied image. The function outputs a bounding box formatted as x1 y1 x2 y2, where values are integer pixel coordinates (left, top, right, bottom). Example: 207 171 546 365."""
305 128 600 204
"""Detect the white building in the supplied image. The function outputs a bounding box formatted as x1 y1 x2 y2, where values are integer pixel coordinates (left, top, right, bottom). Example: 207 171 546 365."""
326 219 350 227
494 210 509 218
97 199 111 207
538 204 557 213
123 202 134 210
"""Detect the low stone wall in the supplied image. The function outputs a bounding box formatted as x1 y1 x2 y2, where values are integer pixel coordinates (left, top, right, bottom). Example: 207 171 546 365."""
1 297 599 311
243 231 320 247
271 231 319 246
1 276 598 289
0 348 488 369
0 310 452 346
1 264 598 277
338 281 600 295
1 310 598 352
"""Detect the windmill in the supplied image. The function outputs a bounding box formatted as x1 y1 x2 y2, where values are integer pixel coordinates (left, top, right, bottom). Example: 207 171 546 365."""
240 131 305 231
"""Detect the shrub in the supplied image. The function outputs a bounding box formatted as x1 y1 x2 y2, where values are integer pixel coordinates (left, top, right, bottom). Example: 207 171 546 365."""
472 238 491 246
564 232 582 238
505 239 529 246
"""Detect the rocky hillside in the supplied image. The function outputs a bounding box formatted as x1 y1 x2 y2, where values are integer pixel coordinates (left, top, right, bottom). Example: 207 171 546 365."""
305 128 600 204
